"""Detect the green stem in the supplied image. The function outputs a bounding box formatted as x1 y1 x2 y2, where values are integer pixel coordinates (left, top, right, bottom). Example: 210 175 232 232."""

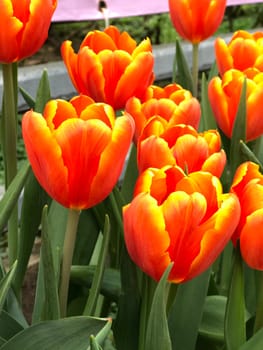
254 270 263 333
1 63 18 266
192 43 199 98
59 208 80 317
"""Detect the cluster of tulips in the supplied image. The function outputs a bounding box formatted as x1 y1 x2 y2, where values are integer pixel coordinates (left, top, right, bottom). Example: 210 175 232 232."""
1 0 263 349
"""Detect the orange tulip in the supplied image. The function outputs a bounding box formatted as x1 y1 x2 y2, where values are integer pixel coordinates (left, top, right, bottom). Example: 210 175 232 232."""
61 25 154 110
138 123 226 176
22 95 134 210
125 84 201 143
230 162 263 270
0 0 57 63
123 166 240 283
215 30 263 76
208 69 263 142
168 0 226 43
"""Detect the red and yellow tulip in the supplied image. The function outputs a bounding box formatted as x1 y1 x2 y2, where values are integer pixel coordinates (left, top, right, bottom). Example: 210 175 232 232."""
231 162 263 270
0 0 57 63
61 25 154 110
215 30 263 76
22 95 134 210
137 123 226 176
168 0 226 43
123 166 240 283
208 69 263 142
125 84 201 143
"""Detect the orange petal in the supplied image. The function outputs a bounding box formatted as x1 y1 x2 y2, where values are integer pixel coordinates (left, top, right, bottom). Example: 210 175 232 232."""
123 193 171 281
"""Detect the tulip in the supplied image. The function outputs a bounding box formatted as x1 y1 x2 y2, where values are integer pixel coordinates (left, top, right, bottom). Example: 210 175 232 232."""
215 30 263 76
61 25 154 110
168 0 226 44
208 69 263 142
125 84 201 143
137 123 226 176
0 0 57 63
230 162 263 270
123 166 240 283
22 95 134 210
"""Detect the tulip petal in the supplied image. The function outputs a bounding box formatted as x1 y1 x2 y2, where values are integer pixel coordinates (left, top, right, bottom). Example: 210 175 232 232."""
240 209 263 270
22 111 69 205
123 193 171 281
54 118 112 209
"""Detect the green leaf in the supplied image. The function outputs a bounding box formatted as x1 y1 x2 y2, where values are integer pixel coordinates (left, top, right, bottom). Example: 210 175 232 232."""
240 328 263 350
0 261 17 312
121 144 138 203
83 215 111 316
168 268 211 350
224 246 246 350
70 266 121 302
13 168 49 295
145 264 173 350
32 201 68 323
0 310 24 341
18 86 35 109
229 79 247 177
0 316 109 350
173 39 194 93
0 161 30 233
200 73 217 132
240 141 263 172
199 296 227 343
34 69 51 113
38 205 60 320
113 246 140 350
88 318 112 350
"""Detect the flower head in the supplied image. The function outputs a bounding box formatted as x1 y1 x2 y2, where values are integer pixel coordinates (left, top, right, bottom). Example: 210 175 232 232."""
125 84 201 143
22 95 134 210
61 25 154 110
230 162 263 270
0 0 57 63
215 30 263 76
168 0 226 43
208 69 263 142
137 124 226 176
123 166 240 283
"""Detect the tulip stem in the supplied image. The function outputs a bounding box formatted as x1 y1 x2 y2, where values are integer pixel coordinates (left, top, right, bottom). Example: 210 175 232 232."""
254 271 263 333
192 43 199 98
1 63 18 267
59 208 80 317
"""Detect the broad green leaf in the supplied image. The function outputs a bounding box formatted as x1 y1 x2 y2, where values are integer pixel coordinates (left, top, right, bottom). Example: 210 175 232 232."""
240 141 263 172
0 161 30 233
113 246 140 350
229 79 247 177
32 201 68 323
0 316 109 350
173 39 193 93
70 266 121 301
88 318 112 350
13 168 49 295
38 205 60 320
0 261 17 312
0 310 24 341
144 264 173 350
224 247 246 350
200 73 217 132
83 215 111 316
199 296 227 343
34 69 51 113
240 328 263 350
18 86 35 109
168 268 211 350
121 144 138 203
